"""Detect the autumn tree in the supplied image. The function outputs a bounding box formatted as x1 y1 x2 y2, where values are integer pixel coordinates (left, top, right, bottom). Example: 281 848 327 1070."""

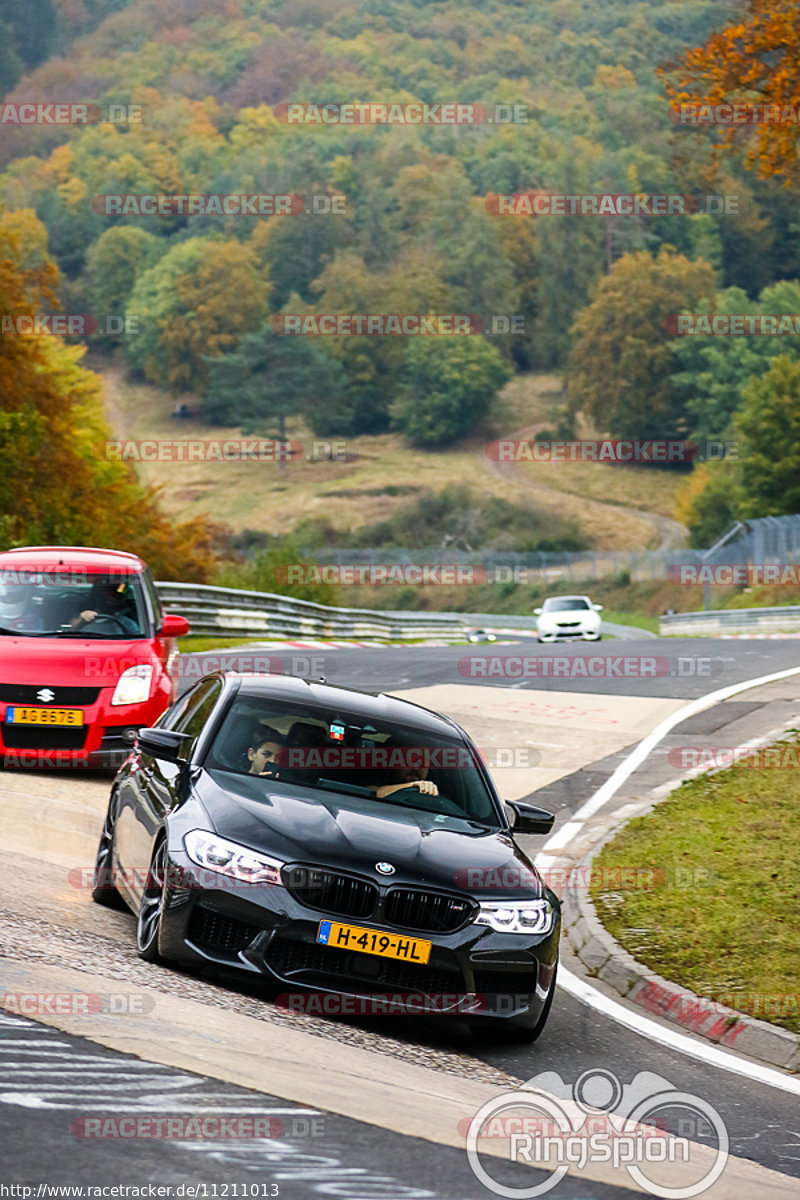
661 0 800 183
0 218 219 579
567 247 716 440
125 237 269 395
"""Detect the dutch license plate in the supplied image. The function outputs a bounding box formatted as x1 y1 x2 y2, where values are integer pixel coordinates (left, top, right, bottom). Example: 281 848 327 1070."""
6 707 84 726
316 920 431 963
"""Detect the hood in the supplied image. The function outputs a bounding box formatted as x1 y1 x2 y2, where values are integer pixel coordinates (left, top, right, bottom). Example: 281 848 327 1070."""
0 636 156 687
195 769 543 898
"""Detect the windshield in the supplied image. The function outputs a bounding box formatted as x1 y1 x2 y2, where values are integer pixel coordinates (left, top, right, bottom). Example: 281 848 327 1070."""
0 570 147 638
205 696 501 828
543 597 591 612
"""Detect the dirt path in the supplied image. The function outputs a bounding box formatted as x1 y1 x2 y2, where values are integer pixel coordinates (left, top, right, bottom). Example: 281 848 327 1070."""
480 420 689 552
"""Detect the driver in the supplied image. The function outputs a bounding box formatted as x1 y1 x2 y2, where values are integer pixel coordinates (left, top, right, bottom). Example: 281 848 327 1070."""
374 742 439 800
247 725 285 776
71 581 139 635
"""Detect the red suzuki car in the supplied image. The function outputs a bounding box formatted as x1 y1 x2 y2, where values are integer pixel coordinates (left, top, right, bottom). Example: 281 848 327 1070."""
0 546 190 769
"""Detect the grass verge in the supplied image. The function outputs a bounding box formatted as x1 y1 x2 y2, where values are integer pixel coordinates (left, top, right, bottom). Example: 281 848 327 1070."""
591 736 800 1034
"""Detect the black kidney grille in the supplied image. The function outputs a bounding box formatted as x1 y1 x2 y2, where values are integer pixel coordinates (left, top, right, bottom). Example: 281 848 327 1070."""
284 866 378 920
187 905 262 953
0 684 101 705
384 888 475 933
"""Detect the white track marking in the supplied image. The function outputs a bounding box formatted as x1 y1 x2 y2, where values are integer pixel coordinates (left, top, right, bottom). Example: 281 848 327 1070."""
538 662 800 1095
556 967 800 1097
560 663 800 827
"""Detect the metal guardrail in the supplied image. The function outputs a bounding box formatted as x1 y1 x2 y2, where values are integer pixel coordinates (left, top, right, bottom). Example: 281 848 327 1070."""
660 606 800 636
155 581 470 641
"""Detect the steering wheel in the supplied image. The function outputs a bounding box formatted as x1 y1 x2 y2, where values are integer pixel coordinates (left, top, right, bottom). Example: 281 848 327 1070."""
80 613 129 635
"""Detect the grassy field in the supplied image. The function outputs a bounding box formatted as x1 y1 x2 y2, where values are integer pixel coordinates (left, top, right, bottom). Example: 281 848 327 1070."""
591 739 800 1033
97 361 687 553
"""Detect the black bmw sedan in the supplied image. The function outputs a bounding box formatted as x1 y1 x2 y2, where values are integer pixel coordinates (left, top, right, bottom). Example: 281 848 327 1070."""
94 672 560 1041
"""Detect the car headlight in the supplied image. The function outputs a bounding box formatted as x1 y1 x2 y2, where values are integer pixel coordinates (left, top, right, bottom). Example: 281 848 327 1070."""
184 830 283 886
474 898 553 934
111 664 153 706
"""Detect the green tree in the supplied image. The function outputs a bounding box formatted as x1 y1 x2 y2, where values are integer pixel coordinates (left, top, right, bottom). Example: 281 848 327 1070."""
392 335 511 447
84 226 164 345
568 247 716 439
205 325 344 464
672 280 800 443
676 460 742 547
736 356 800 517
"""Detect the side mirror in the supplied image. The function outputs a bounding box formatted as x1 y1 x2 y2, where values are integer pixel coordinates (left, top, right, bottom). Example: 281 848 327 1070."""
137 727 191 763
160 613 191 638
594 604 604 612
506 801 555 835
533 608 543 616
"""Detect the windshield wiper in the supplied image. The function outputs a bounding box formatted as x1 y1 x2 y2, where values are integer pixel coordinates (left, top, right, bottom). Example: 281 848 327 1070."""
0 626 62 637
313 777 377 799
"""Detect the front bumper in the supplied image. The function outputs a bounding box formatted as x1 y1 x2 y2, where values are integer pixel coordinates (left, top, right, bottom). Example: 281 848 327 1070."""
159 849 560 1028
538 624 600 642
0 688 169 770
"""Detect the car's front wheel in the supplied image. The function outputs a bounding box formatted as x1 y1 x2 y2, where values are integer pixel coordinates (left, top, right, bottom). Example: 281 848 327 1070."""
137 839 168 962
91 794 126 910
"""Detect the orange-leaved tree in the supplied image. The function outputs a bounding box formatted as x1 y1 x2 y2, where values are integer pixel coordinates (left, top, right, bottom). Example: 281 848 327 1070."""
661 0 800 183
0 218 223 580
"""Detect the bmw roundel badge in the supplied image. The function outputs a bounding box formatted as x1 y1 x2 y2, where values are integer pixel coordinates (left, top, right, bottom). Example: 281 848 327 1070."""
375 861 395 875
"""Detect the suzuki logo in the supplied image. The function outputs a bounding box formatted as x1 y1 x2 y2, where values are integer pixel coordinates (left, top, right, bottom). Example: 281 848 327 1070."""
36 688 55 703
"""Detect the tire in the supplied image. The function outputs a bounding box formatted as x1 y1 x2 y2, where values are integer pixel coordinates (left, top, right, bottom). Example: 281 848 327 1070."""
470 964 557 1045
91 795 127 910
137 839 168 963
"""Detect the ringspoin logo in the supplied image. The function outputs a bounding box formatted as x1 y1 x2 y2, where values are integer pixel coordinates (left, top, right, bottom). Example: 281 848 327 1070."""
465 1068 728 1198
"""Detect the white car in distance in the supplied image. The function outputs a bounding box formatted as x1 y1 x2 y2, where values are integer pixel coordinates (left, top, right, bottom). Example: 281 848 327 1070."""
534 595 603 642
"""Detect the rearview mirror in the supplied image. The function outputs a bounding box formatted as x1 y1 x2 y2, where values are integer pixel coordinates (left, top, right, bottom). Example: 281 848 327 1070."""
137 727 191 763
506 801 555 835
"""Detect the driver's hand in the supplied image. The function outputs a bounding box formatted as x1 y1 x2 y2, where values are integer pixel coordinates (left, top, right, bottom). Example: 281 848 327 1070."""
414 780 439 795
73 609 97 626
